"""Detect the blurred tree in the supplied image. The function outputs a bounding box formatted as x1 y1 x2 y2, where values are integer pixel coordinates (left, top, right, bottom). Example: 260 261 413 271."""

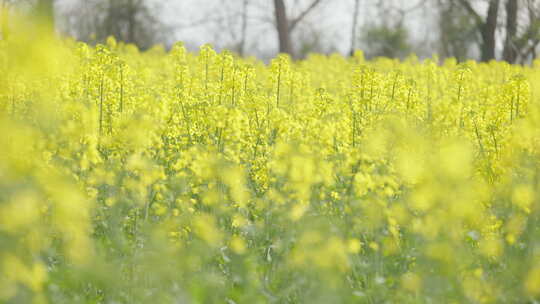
349 0 361 56
502 0 540 63
361 22 411 59
295 20 340 58
503 0 518 62
203 0 251 56
273 0 323 56
443 0 540 63
63 0 167 50
522 0 540 61
436 0 478 61
274 0 290 54
456 0 500 62
355 0 429 60
239 0 249 56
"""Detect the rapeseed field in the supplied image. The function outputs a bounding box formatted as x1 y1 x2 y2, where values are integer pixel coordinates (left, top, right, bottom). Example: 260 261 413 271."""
1 20 540 304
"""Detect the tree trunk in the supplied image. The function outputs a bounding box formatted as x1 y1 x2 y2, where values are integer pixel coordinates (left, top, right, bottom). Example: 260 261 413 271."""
503 0 518 63
274 0 292 55
480 0 500 62
239 0 249 56
349 0 360 56
127 0 136 44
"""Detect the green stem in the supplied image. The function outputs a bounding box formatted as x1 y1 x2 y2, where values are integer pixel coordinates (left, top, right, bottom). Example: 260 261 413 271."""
99 74 104 137
119 67 124 113
276 62 281 108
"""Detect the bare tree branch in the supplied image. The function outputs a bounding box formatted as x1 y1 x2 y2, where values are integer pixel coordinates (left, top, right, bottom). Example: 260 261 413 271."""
402 0 429 14
288 0 323 32
349 0 360 56
239 0 248 56
456 0 484 26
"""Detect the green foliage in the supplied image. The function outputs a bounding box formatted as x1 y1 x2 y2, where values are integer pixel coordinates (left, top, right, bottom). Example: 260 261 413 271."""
361 23 411 59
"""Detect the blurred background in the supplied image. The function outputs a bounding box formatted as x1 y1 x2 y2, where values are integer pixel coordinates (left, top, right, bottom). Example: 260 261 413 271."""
1 0 539 63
